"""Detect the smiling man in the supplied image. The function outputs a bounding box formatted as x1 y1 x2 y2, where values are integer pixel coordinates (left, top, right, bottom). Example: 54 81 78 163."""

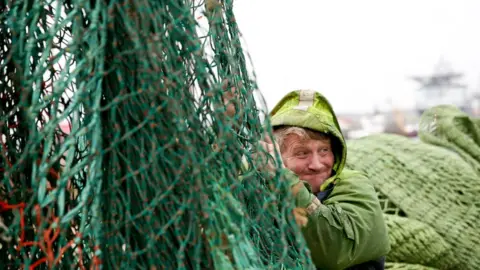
275 127 334 192
269 90 390 270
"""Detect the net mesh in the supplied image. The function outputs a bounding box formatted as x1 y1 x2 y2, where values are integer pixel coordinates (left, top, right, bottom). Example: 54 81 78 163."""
0 0 313 269
2 0 479 269
385 262 438 270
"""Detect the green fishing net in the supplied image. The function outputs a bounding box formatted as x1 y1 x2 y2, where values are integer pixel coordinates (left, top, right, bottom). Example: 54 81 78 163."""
0 0 313 269
346 105 480 270
2 0 479 269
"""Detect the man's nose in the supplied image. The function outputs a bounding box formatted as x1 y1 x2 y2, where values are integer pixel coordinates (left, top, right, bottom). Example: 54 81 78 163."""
308 154 325 171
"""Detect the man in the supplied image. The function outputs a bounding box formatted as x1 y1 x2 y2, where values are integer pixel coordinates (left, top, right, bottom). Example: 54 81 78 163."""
264 90 390 269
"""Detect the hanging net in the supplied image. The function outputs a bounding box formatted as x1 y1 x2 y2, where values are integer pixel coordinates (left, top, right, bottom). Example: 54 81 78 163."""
0 0 313 269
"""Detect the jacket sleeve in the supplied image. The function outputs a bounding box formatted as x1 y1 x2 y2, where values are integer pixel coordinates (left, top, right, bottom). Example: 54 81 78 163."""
282 169 390 270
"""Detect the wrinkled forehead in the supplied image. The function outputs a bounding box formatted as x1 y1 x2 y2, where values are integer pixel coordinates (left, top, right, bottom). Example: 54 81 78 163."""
282 133 331 150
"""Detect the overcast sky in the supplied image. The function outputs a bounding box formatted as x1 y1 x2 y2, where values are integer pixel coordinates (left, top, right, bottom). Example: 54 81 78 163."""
233 0 480 113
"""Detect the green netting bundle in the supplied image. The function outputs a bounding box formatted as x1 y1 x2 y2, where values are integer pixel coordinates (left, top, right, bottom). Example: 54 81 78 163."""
418 105 480 176
383 214 458 269
346 106 480 270
385 262 438 270
0 0 313 269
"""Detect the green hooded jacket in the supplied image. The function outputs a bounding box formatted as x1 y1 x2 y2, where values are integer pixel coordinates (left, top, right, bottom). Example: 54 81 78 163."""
270 90 390 269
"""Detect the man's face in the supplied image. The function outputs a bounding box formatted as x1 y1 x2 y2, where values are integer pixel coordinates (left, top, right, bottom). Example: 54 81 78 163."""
281 134 335 193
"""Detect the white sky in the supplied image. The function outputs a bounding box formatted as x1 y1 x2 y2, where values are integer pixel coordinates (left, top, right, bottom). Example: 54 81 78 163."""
233 0 480 113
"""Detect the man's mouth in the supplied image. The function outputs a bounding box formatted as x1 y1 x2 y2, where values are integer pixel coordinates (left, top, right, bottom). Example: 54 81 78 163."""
303 172 328 177
301 173 327 180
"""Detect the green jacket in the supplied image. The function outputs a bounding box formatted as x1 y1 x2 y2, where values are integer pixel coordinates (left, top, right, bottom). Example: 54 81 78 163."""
270 90 390 269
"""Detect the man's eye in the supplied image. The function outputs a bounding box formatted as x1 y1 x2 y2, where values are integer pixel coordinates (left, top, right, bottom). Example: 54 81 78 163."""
320 148 330 152
295 151 308 156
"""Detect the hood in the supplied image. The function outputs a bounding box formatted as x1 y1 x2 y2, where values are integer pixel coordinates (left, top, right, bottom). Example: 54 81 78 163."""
269 90 346 189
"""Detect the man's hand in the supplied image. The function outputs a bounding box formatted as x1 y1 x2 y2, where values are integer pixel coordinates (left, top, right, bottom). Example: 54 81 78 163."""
257 133 284 172
293 207 308 227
